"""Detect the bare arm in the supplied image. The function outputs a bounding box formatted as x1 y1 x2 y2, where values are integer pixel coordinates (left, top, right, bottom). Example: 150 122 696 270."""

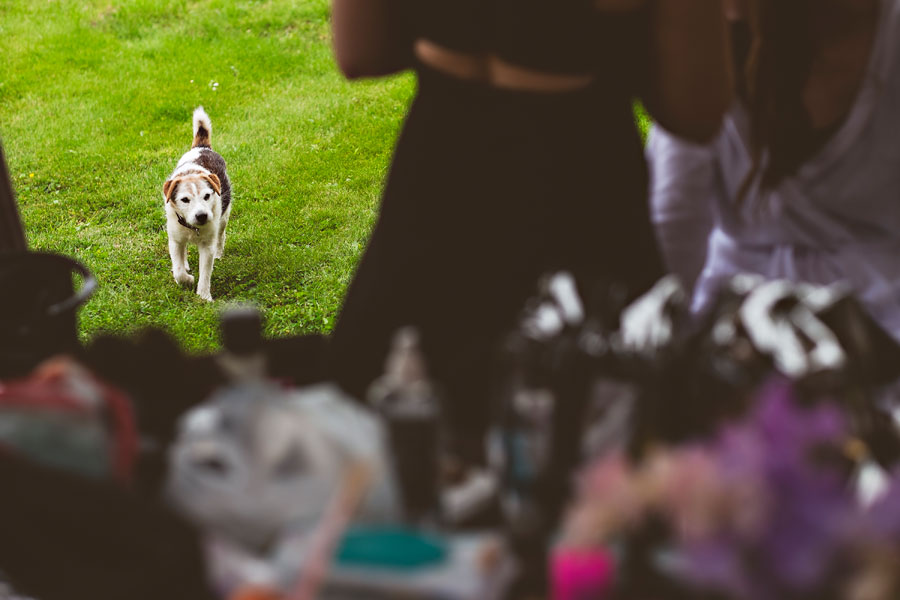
331 0 412 79
641 0 733 143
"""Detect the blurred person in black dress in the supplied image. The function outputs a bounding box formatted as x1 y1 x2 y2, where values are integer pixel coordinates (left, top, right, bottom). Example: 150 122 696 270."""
328 0 732 460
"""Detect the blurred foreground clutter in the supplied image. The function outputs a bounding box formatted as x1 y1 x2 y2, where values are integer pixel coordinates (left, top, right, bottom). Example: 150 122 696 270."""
3 255 900 599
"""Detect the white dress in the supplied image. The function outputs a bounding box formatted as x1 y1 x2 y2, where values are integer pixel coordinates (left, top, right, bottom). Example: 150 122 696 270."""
647 0 900 339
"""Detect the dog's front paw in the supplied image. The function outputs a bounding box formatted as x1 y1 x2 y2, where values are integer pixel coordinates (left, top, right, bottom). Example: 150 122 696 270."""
197 290 213 302
174 271 195 287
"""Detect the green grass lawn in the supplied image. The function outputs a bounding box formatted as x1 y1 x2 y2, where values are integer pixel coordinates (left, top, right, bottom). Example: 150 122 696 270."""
1 0 653 354
0 0 413 352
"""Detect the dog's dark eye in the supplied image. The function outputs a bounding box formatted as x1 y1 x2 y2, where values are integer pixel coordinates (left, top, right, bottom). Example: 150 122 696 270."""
204 193 211 201
179 197 190 204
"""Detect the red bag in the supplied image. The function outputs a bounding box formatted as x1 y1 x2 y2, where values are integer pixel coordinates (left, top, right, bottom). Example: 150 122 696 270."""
0 357 137 482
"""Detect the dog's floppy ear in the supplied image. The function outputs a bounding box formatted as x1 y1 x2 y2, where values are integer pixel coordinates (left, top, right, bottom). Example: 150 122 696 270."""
203 173 221 195
163 178 181 203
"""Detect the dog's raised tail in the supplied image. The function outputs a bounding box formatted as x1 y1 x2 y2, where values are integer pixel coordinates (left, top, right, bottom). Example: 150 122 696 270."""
192 106 212 148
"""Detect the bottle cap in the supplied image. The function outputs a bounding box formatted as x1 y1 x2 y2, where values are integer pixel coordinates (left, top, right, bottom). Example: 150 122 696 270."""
220 305 264 356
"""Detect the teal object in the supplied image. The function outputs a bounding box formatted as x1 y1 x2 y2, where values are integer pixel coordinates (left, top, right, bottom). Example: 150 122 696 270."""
0 411 111 478
336 526 449 570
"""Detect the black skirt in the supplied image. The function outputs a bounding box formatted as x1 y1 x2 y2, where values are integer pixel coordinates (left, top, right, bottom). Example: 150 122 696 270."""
327 64 663 443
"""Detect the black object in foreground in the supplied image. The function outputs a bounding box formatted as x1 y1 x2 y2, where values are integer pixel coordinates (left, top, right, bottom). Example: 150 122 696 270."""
0 252 96 379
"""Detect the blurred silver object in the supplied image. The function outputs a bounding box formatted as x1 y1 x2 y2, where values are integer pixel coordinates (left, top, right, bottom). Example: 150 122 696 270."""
738 279 847 378
167 382 399 554
615 274 688 356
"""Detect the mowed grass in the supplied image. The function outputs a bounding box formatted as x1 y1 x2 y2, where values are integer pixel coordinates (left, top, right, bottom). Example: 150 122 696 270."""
1 1 654 354
0 0 413 351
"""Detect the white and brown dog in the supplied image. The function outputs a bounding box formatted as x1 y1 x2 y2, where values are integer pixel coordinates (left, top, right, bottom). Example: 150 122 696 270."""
162 107 232 301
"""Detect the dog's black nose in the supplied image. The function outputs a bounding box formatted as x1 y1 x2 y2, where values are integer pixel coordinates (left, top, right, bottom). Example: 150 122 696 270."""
196 213 209 225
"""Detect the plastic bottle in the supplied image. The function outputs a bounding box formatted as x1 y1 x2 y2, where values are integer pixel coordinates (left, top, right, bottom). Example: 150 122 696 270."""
217 305 266 383
367 327 442 524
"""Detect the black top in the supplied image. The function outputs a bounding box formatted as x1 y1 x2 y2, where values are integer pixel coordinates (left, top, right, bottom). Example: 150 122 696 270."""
402 0 648 82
